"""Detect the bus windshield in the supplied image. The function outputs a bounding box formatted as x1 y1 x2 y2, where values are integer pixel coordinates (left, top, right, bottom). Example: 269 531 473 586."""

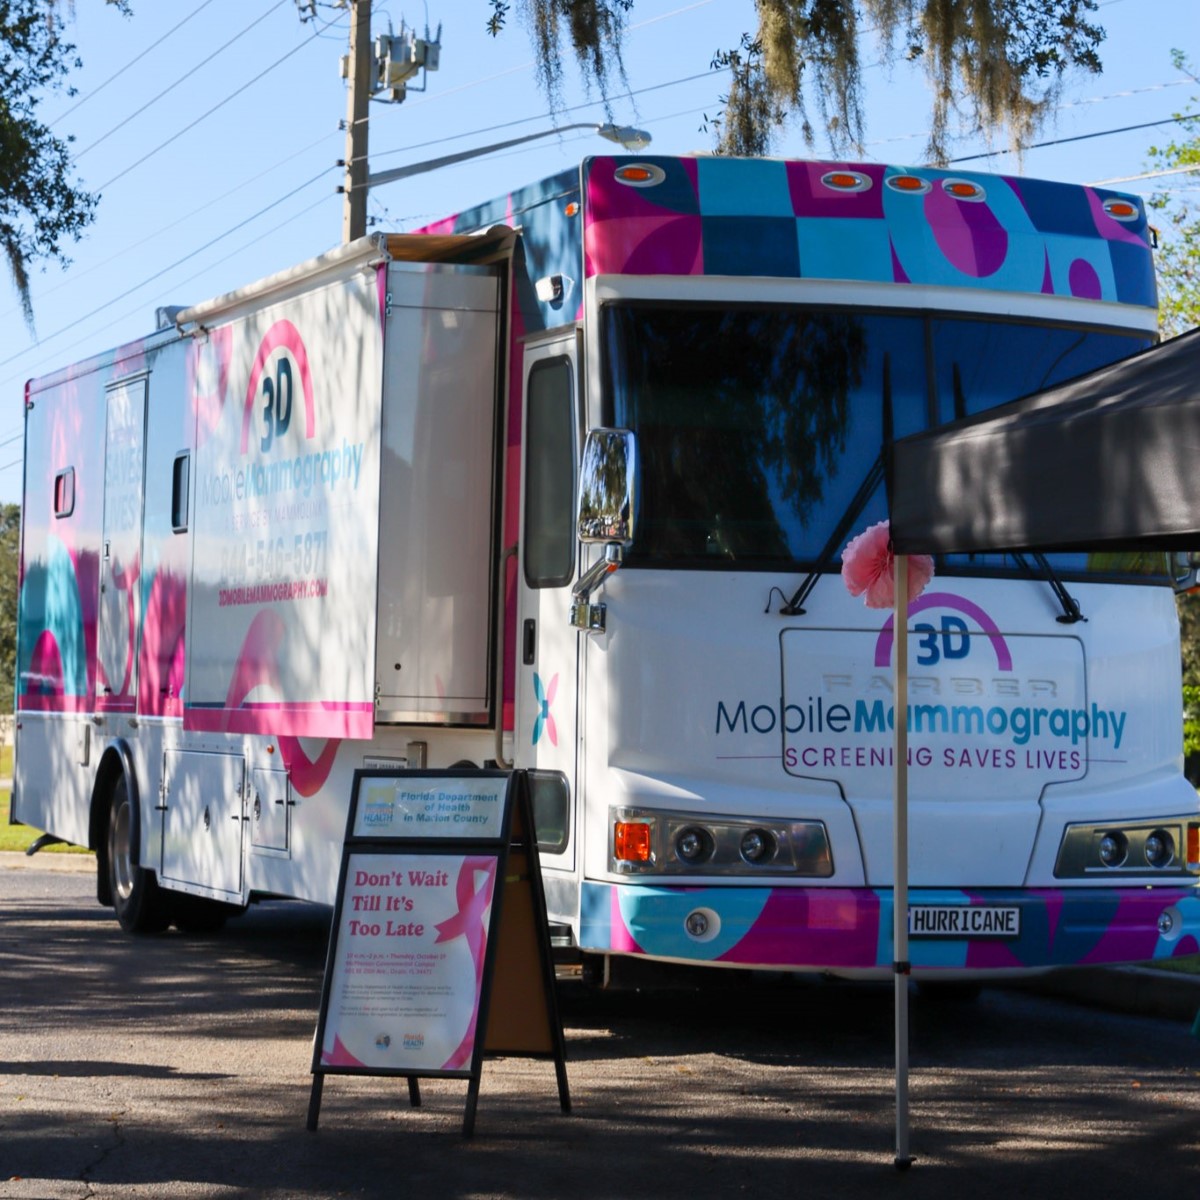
601 302 1160 578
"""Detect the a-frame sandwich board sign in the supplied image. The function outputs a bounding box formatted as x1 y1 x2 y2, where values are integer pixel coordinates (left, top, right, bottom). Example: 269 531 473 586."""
307 768 570 1136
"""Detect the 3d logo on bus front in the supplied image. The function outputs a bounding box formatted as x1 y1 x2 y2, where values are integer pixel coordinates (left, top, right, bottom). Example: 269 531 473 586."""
871 593 1012 671
713 593 1130 760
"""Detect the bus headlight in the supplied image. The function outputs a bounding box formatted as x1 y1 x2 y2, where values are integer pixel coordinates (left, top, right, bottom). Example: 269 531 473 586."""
740 828 776 864
1144 829 1175 869
610 807 833 877
675 826 714 865
1055 819 1197 878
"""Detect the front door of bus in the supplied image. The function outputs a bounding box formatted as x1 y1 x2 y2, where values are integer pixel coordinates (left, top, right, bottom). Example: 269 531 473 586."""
515 335 581 895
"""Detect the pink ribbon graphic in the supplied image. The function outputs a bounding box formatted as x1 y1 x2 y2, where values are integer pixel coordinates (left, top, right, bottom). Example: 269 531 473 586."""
433 857 498 1069
321 1033 368 1068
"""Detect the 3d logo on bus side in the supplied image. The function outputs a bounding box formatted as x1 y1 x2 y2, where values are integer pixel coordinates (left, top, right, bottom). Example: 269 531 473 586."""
241 319 317 455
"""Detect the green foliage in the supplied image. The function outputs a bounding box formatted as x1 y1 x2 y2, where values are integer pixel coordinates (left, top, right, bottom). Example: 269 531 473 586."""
490 1 632 117
1146 52 1199 338
1177 589 1200 778
489 2 1106 163
1184 685 1200 758
0 1 130 329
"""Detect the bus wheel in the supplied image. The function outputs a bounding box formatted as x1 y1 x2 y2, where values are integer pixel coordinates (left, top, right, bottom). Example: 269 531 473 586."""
108 775 170 934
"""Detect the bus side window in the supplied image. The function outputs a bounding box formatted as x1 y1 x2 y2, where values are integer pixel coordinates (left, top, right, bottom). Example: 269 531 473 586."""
524 357 576 588
54 468 75 518
171 452 189 533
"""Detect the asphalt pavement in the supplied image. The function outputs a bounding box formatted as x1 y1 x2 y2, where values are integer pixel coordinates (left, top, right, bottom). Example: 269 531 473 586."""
7 849 1198 1020
2 851 1199 1200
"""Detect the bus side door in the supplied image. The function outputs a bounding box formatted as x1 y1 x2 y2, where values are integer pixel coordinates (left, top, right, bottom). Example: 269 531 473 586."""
515 335 581 895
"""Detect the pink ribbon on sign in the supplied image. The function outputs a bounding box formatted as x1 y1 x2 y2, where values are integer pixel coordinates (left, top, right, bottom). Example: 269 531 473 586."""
321 1034 368 1068
434 857 498 1069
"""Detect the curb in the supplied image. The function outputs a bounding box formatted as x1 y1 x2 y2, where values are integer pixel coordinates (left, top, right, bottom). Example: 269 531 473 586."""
0 848 95 873
1013 965 1200 1025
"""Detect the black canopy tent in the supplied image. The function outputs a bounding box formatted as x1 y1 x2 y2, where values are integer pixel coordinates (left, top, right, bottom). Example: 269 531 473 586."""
877 327 1200 1167
889 326 1200 557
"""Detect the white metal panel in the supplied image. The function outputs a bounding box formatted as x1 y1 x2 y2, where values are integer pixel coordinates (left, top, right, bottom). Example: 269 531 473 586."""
161 750 246 896
186 266 383 738
250 767 291 854
375 262 501 723
98 377 147 712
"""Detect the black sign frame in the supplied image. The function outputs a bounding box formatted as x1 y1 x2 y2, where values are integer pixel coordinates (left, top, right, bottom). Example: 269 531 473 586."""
307 769 569 1136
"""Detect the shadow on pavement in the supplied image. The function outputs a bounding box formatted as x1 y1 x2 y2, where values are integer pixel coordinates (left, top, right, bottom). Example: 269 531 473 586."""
1 872 1198 1199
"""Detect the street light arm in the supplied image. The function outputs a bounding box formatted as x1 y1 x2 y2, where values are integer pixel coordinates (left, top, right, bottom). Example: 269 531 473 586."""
365 122 651 190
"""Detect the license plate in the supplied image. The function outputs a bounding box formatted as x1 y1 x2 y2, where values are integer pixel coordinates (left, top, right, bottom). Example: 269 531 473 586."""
908 905 1020 939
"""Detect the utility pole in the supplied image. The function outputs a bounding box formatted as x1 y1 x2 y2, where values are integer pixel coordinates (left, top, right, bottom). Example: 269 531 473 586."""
343 0 372 243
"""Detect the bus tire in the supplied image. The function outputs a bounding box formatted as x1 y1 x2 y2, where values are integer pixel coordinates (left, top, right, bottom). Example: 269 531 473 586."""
107 775 170 934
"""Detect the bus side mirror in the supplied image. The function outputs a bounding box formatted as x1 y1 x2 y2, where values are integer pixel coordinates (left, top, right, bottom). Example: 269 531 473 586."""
1175 551 1200 593
572 429 638 630
577 428 637 547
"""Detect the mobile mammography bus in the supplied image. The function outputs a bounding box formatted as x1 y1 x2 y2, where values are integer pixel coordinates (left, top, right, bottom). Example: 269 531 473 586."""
14 156 1200 975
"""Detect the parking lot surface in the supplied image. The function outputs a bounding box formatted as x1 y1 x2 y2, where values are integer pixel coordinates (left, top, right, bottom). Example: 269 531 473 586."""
1 857 1199 1199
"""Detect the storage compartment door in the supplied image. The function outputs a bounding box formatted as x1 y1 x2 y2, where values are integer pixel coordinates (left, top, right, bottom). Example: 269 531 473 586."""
375 263 501 724
160 750 246 897
250 766 291 854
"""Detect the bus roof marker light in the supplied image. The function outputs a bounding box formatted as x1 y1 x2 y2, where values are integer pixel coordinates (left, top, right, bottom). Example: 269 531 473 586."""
942 178 987 202
614 163 665 187
1103 198 1140 222
886 174 932 195
821 169 872 193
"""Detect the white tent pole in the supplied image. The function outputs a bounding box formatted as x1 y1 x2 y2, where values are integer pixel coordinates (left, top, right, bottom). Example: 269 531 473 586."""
893 552 914 1169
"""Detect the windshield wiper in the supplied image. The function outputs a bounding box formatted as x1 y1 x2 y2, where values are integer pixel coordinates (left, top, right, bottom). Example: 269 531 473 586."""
774 452 885 615
772 351 893 617
1012 551 1086 623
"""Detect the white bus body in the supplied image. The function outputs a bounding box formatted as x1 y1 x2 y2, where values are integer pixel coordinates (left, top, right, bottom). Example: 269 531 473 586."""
14 157 1200 973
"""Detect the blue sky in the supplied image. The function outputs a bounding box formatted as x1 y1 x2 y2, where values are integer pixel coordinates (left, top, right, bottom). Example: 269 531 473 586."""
0 0 1195 502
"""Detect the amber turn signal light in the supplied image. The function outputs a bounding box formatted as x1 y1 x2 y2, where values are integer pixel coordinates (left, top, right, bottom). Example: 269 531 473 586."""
614 821 653 862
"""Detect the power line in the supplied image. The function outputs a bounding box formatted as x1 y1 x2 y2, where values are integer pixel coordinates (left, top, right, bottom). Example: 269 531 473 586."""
946 113 1200 165
0 127 340 327
74 0 294 162
50 0 225 130
1090 163 1200 187
94 17 337 192
859 77 1195 155
0 189 333 411
0 166 335 374
367 69 722 167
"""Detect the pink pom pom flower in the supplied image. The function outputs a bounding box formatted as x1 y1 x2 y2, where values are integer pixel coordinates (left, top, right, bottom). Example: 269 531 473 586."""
841 520 934 609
